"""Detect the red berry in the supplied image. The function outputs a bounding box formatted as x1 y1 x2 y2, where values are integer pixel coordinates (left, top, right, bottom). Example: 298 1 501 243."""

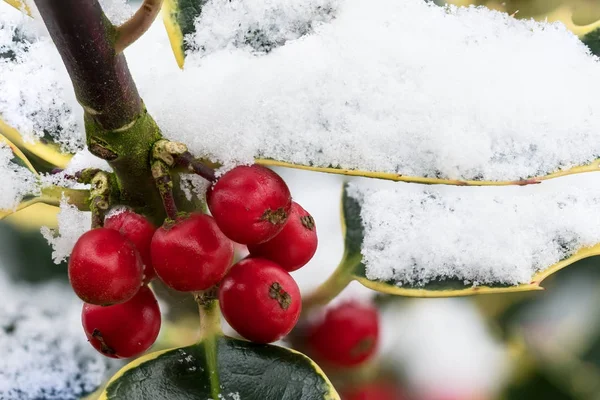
343 382 404 400
151 213 234 292
105 209 157 283
207 165 292 244
248 202 317 271
306 301 379 367
219 258 301 343
69 228 143 305
82 285 161 358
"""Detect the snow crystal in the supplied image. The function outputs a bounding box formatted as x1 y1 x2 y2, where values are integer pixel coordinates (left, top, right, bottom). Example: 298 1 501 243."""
347 173 600 286
187 0 338 56
0 143 38 210
0 4 83 152
380 299 509 397
41 196 91 263
0 269 114 399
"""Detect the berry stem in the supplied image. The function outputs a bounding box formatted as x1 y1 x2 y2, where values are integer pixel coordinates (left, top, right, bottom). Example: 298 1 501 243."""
194 288 222 341
151 161 178 220
301 265 353 315
176 152 217 182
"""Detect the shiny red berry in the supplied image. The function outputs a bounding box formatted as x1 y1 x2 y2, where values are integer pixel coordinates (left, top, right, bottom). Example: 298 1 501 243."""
307 301 379 367
219 258 301 343
105 209 157 283
69 228 143 305
151 213 234 292
343 382 404 400
207 165 292 244
248 202 317 271
82 285 161 358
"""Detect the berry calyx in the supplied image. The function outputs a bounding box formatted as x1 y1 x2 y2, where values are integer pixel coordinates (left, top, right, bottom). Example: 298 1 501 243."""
219 258 301 343
105 209 157 283
151 213 234 292
248 202 318 271
306 301 379 367
82 285 161 358
69 228 143 305
207 165 292 244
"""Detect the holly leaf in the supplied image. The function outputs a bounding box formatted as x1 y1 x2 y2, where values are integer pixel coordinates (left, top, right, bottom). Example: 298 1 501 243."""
162 0 206 69
582 27 600 57
0 118 73 169
0 136 87 220
99 336 339 400
330 183 600 297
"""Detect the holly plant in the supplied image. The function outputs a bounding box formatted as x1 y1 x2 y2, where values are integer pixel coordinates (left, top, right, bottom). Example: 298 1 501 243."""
2 0 600 399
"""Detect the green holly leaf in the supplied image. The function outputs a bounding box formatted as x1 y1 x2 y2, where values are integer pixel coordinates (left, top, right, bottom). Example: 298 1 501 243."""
582 27 600 57
324 184 600 298
162 0 207 68
98 336 339 400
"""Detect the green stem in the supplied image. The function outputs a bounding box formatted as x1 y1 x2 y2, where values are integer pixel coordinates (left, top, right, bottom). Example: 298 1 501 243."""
194 289 222 341
302 263 353 315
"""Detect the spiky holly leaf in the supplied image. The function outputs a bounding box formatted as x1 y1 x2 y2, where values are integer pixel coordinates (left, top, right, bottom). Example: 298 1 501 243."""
99 336 339 400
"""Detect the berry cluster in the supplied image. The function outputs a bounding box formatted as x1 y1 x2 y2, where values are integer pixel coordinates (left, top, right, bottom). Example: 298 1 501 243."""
68 165 318 357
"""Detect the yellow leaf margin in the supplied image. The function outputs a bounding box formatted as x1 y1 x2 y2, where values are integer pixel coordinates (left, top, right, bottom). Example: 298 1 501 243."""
257 158 600 187
162 0 186 69
0 119 72 169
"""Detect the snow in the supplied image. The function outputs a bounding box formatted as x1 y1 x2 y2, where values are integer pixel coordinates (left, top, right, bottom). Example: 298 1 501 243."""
2 0 600 180
132 0 600 181
0 143 38 210
63 148 112 175
41 196 91 263
380 299 510 397
0 5 83 153
348 173 600 286
0 269 114 399
187 0 338 57
179 173 209 202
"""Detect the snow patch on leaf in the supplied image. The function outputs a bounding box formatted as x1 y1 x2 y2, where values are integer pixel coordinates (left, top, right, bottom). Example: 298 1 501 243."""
129 0 600 181
347 173 600 286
